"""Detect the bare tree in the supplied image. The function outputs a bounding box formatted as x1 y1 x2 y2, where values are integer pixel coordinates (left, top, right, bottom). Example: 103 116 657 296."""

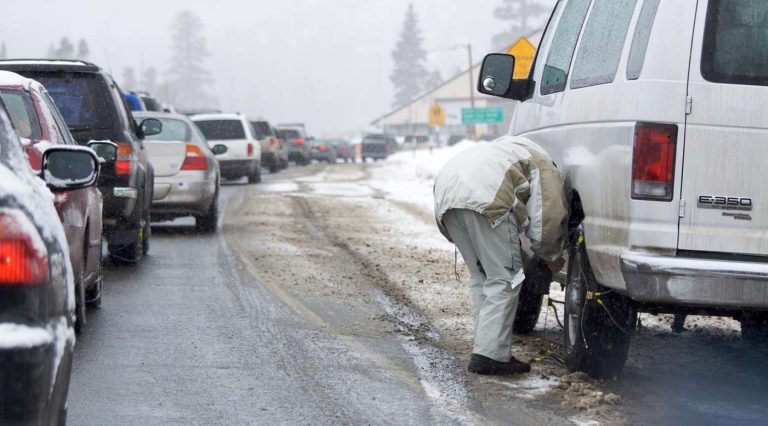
492 0 551 51
49 37 76 59
123 67 138 91
390 4 429 109
77 39 90 60
143 66 159 94
165 10 216 110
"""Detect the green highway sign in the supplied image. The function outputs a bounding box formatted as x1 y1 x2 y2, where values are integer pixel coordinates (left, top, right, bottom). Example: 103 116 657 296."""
461 107 505 125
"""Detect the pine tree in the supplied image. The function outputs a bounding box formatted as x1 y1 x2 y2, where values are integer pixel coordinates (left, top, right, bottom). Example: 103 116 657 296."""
166 10 216 110
77 39 90 60
390 3 428 109
491 0 551 51
55 37 76 59
122 67 138 91
0 43 7 59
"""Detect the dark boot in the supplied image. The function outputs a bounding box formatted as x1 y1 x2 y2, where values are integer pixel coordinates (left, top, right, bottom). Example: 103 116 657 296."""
468 354 531 376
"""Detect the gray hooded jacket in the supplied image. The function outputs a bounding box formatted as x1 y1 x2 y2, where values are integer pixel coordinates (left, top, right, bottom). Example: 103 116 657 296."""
433 136 568 263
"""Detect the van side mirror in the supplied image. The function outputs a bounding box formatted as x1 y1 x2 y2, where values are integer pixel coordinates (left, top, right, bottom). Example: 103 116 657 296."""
478 53 533 101
41 147 100 190
140 118 163 137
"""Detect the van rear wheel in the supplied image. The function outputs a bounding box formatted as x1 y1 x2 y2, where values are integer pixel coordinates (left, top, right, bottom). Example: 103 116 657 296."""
564 233 636 380
740 312 768 343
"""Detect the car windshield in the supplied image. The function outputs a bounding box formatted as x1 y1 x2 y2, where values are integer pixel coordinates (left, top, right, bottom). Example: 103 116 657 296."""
702 0 768 86
194 119 245 140
22 72 114 129
141 117 191 141
0 89 43 140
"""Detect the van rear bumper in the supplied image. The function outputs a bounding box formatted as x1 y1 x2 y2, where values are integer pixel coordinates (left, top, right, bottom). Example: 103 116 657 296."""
621 252 768 310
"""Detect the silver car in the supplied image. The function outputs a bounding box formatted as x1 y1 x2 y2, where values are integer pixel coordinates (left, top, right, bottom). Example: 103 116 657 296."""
134 112 221 233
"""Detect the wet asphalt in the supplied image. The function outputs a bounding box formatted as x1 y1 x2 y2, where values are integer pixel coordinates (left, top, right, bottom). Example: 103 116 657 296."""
67 182 473 425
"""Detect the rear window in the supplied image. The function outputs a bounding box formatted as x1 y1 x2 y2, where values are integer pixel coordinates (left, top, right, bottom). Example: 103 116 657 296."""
0 90 42 140
702 0 768 86
251 121 272 138
195 120 246 140
143 118 192 142
279 129 301 139
23 72 115 130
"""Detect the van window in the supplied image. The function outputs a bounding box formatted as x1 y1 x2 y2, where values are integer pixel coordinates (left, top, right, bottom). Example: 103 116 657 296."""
195 120 247 140
627 0 660 80
571 0 638 89
540 0 592 95
701 0 768 86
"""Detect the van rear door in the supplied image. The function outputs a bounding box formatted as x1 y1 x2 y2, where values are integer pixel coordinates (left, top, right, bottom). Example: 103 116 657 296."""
679 0 768 256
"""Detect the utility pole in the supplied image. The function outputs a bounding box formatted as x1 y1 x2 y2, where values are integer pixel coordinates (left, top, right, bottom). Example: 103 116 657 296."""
467 43 476 139
467 44 475 109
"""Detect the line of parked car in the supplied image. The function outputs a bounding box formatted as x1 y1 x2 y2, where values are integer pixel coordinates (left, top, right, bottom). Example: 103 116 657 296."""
0 57 377 423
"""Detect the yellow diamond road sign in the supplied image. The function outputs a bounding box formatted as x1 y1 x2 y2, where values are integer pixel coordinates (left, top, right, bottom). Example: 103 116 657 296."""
429 102 446 126
506 37 536 80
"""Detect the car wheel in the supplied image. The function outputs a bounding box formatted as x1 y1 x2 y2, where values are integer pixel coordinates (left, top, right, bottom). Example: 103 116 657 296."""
109 228 143 264
269 162 279 174
74 269 86 334
141 221 151 256
248 164 262 184
196 194 219 234
564 229 636 380
740 312 768 343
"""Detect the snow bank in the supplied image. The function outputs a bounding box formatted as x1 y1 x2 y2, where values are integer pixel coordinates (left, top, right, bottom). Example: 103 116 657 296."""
369 140 477 213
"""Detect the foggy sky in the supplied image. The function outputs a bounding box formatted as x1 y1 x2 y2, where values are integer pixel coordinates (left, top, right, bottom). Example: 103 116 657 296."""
0 0 547 136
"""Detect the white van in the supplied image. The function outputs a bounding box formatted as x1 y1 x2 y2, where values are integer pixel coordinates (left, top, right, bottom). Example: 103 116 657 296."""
478 0 768 378
192 113 262 183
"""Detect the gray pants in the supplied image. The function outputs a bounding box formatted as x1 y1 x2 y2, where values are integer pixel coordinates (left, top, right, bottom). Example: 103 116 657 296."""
443 209 524 362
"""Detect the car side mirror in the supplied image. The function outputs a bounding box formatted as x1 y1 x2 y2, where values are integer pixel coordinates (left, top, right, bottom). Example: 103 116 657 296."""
140 118 163 137
41 147 99 190
88 141 118 163
212 144 228 155
478 53 533 101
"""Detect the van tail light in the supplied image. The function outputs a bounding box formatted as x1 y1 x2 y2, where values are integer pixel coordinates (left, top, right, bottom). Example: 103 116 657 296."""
247 143 254 157
278 138 284 146
632 122 678 201
319 145 328 152
269 137 275 146
0 210 49 286
116 142 133 176
181 144 208 171
294 138 305 146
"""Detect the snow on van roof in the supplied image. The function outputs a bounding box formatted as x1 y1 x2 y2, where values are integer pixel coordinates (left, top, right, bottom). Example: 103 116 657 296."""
0 59 91 67
190 112 245 121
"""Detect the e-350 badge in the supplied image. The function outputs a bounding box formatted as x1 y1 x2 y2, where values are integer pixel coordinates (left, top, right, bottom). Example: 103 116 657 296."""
698 195 753 211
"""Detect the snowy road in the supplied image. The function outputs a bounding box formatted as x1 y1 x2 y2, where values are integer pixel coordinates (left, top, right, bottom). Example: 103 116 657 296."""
66 158 768 425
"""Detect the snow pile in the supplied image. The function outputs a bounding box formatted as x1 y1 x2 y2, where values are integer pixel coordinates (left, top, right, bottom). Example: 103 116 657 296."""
369 140 477 212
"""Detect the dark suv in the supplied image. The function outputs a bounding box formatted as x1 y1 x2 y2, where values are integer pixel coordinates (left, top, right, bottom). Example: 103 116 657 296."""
0 60 155 262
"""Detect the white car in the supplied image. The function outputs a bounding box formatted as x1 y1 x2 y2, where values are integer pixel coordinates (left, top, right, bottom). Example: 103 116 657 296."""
192 113 262 183
478 0 768 378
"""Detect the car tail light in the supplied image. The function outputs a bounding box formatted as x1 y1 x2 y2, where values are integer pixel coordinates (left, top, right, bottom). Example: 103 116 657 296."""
181 144 208 171
269 137 275 146
632 122 678 201
338 146 345 152
319 145 328 152
116 142 133 176
278 138 284 146
294 138 305 146
247 143 254 157
0 210 49 286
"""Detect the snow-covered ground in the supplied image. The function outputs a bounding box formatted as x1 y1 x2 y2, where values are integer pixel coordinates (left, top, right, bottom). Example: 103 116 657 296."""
368 141 476 212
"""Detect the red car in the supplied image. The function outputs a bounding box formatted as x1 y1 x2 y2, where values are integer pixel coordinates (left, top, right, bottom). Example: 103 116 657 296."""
0 70 105 333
